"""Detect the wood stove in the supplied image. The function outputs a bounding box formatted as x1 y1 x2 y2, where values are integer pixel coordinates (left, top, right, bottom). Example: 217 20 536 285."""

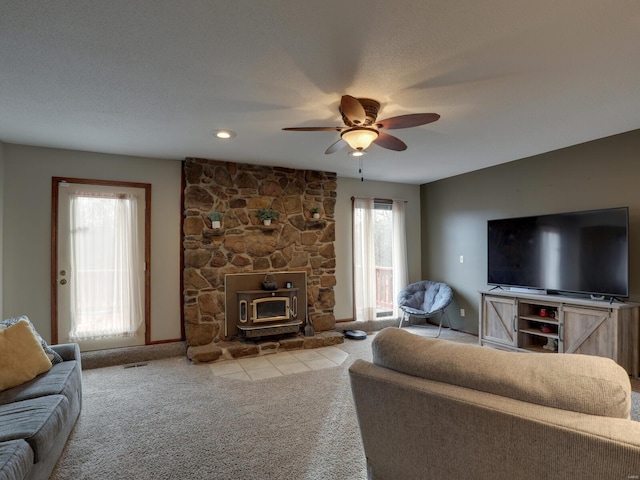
236 288 301 338
224 272 307 339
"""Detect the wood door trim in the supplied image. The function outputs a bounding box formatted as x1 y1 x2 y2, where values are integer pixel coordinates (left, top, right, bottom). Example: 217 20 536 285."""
179 162 186 341
51 177 152 345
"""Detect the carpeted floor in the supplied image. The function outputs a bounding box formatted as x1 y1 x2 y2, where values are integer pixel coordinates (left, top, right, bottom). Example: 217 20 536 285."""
52 333 374 480
51 326 640 479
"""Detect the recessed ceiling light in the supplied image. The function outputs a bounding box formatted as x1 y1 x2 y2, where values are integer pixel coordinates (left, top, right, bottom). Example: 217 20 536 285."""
212 129 236 139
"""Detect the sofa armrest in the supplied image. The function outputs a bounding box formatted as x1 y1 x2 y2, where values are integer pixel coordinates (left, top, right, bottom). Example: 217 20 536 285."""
51 343 81 365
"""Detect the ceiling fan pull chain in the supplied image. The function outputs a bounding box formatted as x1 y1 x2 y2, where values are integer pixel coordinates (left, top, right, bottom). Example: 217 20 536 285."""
359 157 364 182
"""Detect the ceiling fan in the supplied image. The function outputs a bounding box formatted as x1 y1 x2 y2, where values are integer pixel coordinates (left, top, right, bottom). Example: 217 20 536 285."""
282 95 440 155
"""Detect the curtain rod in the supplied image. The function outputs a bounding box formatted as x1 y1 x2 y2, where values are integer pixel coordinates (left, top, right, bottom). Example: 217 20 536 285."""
351 196 408 203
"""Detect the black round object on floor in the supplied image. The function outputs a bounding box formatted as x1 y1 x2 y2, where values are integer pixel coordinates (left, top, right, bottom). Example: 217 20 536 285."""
344 329 367 340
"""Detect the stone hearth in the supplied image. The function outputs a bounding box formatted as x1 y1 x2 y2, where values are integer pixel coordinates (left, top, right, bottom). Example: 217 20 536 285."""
187 331 344 363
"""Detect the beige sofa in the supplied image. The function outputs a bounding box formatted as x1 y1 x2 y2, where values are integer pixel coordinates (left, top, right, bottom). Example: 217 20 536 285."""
348 327 640 480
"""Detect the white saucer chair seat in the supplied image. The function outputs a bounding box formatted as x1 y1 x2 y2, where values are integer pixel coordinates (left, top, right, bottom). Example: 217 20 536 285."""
397 281 453 337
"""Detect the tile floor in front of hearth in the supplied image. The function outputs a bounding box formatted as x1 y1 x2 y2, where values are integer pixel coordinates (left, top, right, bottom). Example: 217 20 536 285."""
208 346 350 381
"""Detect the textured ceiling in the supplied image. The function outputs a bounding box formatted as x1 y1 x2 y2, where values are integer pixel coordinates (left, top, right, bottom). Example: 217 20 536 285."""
1 1 639 184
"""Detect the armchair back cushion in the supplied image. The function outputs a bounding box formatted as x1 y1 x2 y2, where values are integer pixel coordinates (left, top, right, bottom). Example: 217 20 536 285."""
372 327 631 419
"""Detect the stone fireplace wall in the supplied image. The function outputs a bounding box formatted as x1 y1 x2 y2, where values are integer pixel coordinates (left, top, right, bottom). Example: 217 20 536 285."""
182 158 337 347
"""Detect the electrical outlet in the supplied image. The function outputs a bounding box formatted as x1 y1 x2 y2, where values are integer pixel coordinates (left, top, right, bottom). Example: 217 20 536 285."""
460 308 465 317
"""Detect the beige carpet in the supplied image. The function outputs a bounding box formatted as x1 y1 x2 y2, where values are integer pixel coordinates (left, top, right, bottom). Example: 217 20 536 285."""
51 327 640 479
52 334 375 480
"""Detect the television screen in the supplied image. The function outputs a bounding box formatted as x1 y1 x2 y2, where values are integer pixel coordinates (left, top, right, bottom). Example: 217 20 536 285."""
487 207 629 298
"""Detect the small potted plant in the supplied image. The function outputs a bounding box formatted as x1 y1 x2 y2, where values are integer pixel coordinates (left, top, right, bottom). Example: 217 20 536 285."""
311 207 320 219
208 211 222 229
257 208 278 226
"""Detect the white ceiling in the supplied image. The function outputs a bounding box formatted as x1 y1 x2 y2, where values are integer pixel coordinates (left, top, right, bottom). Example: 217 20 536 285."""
1 1 639 184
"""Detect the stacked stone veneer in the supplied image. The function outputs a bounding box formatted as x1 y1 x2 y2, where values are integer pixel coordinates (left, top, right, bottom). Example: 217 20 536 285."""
183 158 337 351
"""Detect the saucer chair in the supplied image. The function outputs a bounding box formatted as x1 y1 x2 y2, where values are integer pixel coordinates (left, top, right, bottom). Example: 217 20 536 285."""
397 281 453 337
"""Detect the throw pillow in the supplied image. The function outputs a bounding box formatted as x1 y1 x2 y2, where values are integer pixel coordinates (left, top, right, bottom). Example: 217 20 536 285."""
0 315 63 365
0 319 53 391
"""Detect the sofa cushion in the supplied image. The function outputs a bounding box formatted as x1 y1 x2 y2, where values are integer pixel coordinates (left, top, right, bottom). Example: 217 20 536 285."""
0 316 63 365
0 440 33 480
0 361 81 407
0 396 69 463
0 320 52 392
372 327 631 418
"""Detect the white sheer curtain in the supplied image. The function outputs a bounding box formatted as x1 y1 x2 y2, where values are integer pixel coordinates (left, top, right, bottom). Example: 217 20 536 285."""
353 197 408 321
353 198 377 321
392 200 408 318
69 192 143 340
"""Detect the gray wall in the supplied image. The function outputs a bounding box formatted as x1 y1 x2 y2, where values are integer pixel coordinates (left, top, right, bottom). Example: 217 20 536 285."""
1 143 422 339
2 144 183 343
421 129 640 334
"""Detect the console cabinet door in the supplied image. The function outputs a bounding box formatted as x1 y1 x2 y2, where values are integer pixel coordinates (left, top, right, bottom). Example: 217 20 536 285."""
481 295 517 346
562 306 615 359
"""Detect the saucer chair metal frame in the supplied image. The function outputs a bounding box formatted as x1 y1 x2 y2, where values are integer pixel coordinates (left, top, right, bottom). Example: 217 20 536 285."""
397 281 453 337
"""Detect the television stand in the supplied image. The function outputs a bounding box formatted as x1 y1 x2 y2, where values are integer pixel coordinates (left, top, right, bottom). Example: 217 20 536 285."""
479 290 640 377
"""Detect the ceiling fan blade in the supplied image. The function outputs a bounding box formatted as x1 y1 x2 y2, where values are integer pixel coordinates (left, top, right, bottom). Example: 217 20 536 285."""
282 127 344 132
340 95 366 125
325 138 347 154
375 113 440 130
374 132 407 151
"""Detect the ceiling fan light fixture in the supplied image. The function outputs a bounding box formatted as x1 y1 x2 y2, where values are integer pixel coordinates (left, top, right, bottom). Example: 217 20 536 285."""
212 129 236 139
341 127 378 151
349 150 366 157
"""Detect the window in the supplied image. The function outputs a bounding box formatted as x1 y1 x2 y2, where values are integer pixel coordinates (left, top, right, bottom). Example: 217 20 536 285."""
353 198 408 321
69 192 144 340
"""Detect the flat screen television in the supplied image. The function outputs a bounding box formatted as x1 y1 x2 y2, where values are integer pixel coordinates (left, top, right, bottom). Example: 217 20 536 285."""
487 207 629 298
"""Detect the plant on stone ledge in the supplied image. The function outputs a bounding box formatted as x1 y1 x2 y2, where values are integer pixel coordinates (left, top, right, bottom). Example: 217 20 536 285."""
311 207 320 219
257 208 279 225
208 211 222 229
